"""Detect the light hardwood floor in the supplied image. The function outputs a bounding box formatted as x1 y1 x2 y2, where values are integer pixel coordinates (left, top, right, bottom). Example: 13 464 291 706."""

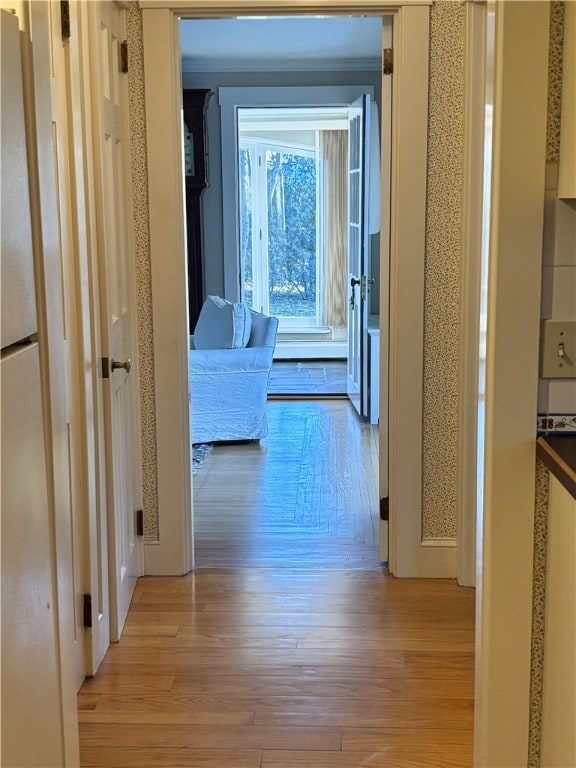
78 400 475 767
268 361 347 395
193 400 381 568
79 570 475 767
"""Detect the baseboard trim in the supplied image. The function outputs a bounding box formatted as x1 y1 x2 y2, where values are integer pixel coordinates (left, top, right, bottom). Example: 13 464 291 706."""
420 537 458 578
274 342 347 359
144 540 191 576
267 393 348 401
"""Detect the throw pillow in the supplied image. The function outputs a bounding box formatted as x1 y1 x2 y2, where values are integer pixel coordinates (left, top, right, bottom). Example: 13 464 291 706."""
193 295 252 349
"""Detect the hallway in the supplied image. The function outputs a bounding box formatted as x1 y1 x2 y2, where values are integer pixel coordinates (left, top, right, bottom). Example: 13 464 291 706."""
79 399 474 766
78 568 475 767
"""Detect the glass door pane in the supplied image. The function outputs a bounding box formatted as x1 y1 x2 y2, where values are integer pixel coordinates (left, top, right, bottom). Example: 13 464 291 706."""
266 150 317 326
239 145 254 308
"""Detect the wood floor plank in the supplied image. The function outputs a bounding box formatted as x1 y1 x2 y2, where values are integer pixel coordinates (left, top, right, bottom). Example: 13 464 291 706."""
80 673 175 695
296 638 474 652
122 625 180 637
80 746 262 768
98 645 407 670
341 726 475 751
261 749 473 768
111 633 300 649
97 661 303 678
78 709 255 726
78 693 101 711
80 722 341 751
170 675 407 699
253 699 474 729
301 663 474 682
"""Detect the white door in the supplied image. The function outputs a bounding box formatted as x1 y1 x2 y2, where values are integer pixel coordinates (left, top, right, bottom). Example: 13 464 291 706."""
379 17 393 564
347 94 371 416
49 0 117 675
88 0 143 641
47 0 90 687
1 348 65 767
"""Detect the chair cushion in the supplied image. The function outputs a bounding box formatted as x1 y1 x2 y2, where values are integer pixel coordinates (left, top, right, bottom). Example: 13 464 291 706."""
193 295 252 349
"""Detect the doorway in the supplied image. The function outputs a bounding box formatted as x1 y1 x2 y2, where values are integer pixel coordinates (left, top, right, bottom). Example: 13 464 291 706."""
182 15 387 564
236 104 360 399
237 105 350 360
141 0 429 578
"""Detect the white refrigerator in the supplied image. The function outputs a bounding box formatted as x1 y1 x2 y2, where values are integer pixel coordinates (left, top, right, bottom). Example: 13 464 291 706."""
1 9 65 766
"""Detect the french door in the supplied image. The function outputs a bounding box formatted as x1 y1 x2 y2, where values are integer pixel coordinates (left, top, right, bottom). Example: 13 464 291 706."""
239 139 320 330
346 93 372 417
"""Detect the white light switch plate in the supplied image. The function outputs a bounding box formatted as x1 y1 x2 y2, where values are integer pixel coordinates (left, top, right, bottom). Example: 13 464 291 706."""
540 320 576 378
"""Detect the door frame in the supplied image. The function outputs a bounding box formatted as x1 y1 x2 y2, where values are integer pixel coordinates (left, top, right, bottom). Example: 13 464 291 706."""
473 2 550 763
225 87 375 364
220 85 374 306
457 0 486 588
140 0 430 577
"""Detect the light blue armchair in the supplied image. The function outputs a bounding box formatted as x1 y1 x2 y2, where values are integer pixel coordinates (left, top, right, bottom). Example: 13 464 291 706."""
189 304 278 444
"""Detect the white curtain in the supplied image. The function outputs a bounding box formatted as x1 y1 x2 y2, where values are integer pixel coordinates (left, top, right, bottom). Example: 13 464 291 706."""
320 130 348 328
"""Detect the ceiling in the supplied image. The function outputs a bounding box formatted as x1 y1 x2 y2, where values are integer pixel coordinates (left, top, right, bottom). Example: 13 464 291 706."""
179 17 382 73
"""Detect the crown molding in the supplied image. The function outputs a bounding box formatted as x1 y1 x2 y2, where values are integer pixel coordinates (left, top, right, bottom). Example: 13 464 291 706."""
181 56 381 73
140 0 432 12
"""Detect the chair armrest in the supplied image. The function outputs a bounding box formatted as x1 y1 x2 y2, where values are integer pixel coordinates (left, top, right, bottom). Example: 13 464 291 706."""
189 346 273 375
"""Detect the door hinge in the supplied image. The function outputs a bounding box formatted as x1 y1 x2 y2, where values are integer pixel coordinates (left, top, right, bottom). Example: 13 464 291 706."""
120 40 129 73
136 509 144 537
83 594 92 628
380 497 389 521
383 48 393 76
102 357 110 378
60 0 71 39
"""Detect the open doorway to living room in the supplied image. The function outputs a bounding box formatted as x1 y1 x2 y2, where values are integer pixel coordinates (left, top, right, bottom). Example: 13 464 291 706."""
182 14 388 567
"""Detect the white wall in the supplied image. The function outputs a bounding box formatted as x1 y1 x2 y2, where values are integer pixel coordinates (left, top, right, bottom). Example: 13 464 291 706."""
539 161 576 419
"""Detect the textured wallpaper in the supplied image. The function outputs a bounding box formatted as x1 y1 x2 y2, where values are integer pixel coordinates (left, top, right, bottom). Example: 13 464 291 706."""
528 460 550 767
528 5 566 757
547 1 565 163
421 0 466 540
127 2 159 541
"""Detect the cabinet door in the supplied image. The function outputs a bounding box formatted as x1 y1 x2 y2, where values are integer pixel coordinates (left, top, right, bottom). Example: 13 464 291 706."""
0 9 37 347
1 346 63 768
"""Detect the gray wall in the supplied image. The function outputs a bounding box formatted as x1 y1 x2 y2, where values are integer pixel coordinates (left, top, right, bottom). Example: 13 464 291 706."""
181 69 382 307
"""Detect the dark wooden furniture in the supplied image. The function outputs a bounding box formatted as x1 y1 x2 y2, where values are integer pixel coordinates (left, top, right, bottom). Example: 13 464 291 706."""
183 89 213 332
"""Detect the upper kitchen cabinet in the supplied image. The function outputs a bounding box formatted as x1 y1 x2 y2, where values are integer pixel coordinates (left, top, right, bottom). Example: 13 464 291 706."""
558 2 576 199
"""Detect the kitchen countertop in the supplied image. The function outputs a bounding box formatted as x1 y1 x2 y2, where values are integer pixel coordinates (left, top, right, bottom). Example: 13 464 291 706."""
537 435 576 500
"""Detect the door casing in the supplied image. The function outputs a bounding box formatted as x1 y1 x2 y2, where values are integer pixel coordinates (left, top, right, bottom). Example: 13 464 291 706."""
140 0 432 579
